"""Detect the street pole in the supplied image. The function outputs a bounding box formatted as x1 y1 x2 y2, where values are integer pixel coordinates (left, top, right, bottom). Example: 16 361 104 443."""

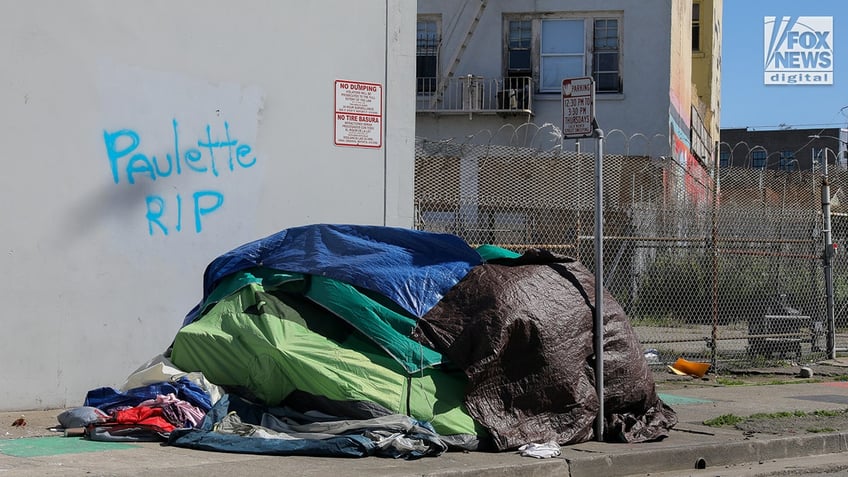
562 75 603 440
822 152 836 359
593 125 605 442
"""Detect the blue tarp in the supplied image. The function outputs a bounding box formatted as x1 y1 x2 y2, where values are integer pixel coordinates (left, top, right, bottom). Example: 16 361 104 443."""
183 224 483 326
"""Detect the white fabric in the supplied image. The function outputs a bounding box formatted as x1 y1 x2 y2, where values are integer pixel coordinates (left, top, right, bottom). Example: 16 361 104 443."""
121 354 224 404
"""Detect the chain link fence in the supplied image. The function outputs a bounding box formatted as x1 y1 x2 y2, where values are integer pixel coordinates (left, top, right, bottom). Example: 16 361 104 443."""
414 127 848 371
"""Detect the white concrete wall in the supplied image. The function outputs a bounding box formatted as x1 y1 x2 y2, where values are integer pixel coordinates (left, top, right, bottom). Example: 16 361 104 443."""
0 0 416 410
416 0 673 152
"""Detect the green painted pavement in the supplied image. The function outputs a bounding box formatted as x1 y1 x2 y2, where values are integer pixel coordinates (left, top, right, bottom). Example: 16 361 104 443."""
658 393 713 405
0 437 136 457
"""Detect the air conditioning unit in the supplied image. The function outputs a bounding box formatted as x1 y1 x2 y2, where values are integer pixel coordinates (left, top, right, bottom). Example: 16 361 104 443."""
498 88 518 109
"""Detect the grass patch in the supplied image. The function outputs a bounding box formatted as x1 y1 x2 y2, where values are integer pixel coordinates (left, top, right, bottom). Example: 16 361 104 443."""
807 427 837 433
703 414 745 427
749 410 806 420
704 408 848 427
715 377 746 386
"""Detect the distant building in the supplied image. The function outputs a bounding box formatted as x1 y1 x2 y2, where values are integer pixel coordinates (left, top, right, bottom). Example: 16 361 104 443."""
691 0 722 156
415 0 722 181
720 128 848 171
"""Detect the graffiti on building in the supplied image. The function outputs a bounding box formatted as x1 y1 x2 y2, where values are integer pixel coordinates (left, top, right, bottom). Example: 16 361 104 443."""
102 119 257 235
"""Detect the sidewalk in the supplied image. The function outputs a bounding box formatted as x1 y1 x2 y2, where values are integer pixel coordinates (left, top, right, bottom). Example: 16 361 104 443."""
2 360 848 477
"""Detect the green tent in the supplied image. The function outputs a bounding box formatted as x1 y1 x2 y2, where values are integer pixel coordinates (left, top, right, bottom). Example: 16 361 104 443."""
170 270 485 442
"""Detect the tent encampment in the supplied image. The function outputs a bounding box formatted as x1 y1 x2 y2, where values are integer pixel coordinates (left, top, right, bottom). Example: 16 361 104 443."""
82 224 677 457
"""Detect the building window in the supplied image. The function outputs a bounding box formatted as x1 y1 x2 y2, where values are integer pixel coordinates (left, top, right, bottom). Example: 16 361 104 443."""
719 150 729 168
751 150 766 168
507 20 532 77
692 3 701 51
505 14 623 94
593 19 620 92
780 150 796 171
417 18 440 94
541 19 585 92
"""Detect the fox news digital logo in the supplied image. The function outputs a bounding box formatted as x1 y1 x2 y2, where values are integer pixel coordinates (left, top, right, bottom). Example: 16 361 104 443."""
764 16 833 85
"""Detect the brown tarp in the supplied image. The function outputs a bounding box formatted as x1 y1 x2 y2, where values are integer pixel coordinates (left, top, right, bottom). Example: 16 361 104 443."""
412 249 677 450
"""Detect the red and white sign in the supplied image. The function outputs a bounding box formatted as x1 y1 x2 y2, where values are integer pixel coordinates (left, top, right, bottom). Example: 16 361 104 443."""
334 79 383 148
561 76 595 139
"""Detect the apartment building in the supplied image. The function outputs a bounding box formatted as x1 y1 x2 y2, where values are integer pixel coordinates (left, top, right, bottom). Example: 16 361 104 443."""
415 0 722 174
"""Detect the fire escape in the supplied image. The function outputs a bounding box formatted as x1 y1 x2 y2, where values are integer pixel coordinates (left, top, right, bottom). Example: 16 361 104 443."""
417 0 533 118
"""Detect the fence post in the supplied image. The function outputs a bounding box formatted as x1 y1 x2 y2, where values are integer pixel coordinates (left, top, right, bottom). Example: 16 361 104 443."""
822 155 836 359
711 141 720 368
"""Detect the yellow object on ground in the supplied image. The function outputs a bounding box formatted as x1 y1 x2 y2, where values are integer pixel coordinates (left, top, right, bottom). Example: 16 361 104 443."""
668 358 711 377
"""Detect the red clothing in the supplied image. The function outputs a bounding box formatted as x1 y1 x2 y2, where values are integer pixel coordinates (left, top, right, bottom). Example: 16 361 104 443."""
112 406 176 432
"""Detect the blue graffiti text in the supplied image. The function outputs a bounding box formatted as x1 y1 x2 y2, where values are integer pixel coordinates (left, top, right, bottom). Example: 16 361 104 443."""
145 190 225 236
104 119 256 185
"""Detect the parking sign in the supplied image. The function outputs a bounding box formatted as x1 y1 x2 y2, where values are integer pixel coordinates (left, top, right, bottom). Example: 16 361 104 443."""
561 77 595 138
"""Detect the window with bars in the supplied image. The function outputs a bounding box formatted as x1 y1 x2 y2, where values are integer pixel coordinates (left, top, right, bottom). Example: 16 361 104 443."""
780 150 796 171
751 150 766 168
417 18 440 94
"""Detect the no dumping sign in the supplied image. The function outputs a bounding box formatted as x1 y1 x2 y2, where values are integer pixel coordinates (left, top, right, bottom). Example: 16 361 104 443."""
334 79 383 148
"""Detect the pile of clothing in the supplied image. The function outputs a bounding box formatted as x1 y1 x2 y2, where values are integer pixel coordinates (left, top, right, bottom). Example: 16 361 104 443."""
61 354 450 458
78 380 210 441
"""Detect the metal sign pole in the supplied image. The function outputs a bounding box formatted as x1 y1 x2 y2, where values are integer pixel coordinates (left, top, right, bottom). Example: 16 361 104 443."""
593 124 605 442
561 75 603 440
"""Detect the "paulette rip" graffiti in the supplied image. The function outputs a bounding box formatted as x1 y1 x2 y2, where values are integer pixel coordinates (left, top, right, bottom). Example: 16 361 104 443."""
103 119 257 236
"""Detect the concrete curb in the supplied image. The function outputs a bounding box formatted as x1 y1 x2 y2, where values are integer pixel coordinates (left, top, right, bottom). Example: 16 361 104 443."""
565 431 848 477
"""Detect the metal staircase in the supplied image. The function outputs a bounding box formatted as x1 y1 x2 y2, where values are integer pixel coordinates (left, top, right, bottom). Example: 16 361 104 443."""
429 0 488 109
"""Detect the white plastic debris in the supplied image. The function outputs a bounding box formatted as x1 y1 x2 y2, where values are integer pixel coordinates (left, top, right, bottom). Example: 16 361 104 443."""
518 441 561 458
